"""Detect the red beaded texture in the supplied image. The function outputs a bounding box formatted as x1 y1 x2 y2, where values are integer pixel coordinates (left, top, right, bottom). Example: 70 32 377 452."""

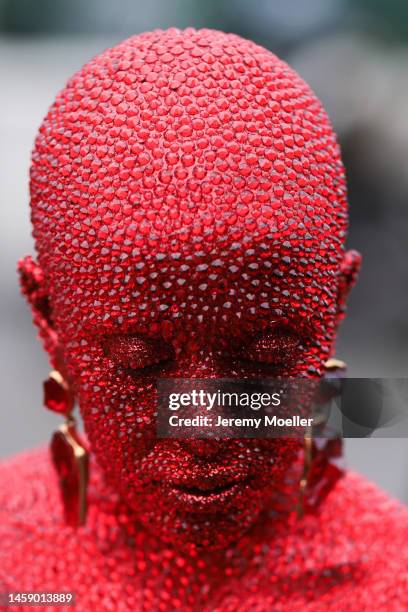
0 28 406 610
27 25 349 546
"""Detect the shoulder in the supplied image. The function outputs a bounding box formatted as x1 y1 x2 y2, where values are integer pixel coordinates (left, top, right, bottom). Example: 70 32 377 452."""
0 447 134 604
233 471 408 611
0 446 119 524
324 470 408 543
0 448 60 591
282 472 408 610
322 472 408 608
0 447 58 516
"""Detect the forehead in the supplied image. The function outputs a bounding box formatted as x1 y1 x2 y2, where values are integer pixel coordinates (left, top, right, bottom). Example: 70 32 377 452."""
47 212 340 342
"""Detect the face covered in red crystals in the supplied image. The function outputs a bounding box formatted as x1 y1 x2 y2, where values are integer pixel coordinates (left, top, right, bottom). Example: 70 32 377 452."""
19 29 360 548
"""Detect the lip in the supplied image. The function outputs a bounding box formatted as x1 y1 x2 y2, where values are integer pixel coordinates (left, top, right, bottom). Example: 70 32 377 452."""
160 475 251 510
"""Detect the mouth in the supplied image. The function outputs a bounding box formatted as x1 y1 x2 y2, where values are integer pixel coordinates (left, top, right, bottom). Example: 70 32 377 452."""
162 476 251 509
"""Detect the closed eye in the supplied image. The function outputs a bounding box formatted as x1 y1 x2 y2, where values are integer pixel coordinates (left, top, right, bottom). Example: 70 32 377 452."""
238 327 303 367
103 334 174 372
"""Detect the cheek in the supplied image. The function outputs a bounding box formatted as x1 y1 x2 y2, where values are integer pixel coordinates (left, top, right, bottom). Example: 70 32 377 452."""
65 345 158 478
79 383 157 467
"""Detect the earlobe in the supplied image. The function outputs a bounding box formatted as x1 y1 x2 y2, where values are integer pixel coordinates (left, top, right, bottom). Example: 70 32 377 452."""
337 249 362 317
17 255 59 366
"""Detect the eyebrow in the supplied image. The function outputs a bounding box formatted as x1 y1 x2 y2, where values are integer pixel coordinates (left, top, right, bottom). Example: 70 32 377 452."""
78 310 321 348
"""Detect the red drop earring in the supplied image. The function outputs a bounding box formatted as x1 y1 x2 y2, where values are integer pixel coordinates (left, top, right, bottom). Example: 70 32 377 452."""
43 371 89 527
297 358 347 517
297 429 345 517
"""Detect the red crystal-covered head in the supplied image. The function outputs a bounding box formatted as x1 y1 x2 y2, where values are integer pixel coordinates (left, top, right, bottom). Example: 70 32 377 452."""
19 28 360 547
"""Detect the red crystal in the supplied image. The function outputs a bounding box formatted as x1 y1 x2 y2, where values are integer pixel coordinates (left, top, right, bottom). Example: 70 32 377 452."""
50 424 88 527
43 373 71 415
303 435 345 513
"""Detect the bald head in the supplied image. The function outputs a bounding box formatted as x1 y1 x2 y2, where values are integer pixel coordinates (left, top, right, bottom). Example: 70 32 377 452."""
27 28 351 344
19 29 360 546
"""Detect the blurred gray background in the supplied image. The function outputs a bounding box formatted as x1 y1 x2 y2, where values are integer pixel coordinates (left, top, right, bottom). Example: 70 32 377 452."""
0 0 407 501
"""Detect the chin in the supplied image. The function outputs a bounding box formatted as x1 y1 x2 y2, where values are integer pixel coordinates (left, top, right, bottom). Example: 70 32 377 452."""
121 476 273 550
138 500 264 551
93 434 300 549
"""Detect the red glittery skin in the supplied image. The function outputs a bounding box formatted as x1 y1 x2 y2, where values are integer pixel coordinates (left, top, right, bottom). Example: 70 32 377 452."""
1 28 407 610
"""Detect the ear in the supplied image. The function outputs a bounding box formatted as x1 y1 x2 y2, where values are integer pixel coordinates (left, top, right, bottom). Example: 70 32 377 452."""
336 249 362 321
17 255 61 369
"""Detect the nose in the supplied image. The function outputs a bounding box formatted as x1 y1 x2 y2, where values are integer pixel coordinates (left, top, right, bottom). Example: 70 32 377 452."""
179 354 229 379
174 354 230 459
